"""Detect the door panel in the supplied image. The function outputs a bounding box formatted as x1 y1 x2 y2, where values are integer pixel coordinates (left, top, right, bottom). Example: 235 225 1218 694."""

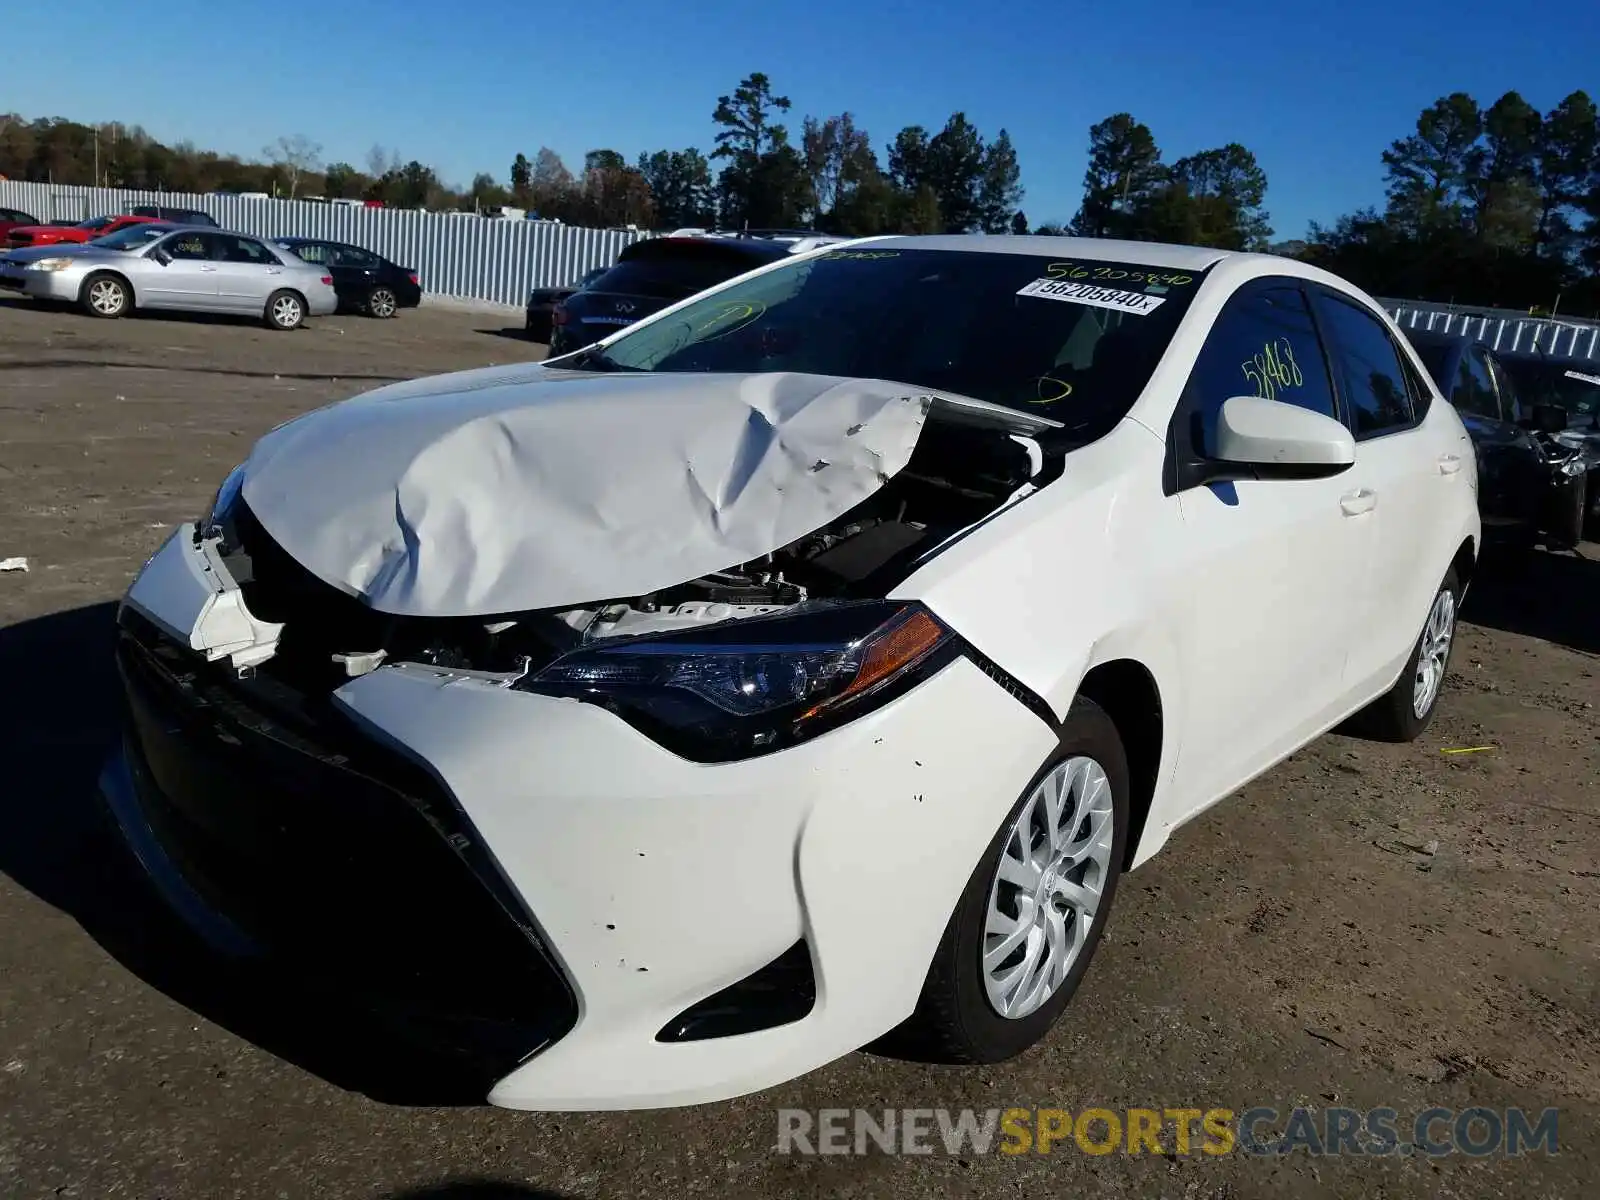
141 232 219 308
1163 279 1374 817
1173 471 1373 811
213 236 288 312
1311 289 1461 694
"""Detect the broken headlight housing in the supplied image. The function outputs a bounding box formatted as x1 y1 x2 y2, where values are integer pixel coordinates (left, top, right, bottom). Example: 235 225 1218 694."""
516 601 958 761
198 463 246 538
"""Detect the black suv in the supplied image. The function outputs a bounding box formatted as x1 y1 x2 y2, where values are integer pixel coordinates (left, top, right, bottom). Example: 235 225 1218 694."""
1406 329 1591 548
129 205 218 227
546 236 793 358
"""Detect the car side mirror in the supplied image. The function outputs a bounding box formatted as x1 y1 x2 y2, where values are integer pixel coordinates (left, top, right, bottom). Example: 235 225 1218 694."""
1214 395 1356 477
1530 403 1568 434
149 248 171 265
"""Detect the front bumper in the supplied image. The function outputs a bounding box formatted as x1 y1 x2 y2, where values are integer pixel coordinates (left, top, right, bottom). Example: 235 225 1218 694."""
2 265 84 301
109 529 1057 1109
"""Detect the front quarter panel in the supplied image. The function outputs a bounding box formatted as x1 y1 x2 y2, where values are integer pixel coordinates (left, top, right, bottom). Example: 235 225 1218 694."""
893 419 1186 857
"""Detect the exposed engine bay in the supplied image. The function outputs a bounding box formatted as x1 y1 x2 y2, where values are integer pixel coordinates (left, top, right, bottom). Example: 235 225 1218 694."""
213 418 1057 693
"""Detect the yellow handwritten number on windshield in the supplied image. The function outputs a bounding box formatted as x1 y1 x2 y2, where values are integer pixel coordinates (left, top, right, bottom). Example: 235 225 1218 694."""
1241 338 1303 402
1028 376 1073 404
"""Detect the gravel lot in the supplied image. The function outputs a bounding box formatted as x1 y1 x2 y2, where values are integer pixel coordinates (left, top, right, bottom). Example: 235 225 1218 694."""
0 296 1595 1200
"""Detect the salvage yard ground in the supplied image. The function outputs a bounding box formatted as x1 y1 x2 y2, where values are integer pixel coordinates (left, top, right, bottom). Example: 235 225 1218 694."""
0 298 1596 1200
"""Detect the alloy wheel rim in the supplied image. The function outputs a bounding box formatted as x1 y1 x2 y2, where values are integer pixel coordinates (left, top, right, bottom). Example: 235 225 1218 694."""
371 290 395 317
273 297 301 326
90 281 123 314
983 755 1115 1020
1412 587 1456 718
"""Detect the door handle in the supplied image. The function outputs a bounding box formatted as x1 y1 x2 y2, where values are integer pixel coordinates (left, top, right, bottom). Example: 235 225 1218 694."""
1438 453 1462 475
1340 488 1377 516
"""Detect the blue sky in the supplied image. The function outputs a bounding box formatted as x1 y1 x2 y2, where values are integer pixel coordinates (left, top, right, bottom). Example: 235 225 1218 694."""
8 0 1597 238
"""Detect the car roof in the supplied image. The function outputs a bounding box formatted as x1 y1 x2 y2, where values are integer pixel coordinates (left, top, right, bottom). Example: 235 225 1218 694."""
620 235 791 261
1402 328 1470 346
861 234 1234 271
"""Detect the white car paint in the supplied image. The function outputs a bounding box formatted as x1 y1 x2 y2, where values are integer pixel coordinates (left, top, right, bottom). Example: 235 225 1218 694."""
104 234 1480 1111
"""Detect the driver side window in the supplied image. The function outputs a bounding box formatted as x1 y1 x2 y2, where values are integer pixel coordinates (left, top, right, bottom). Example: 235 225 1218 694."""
1181 282 1339 457
166 233 214 261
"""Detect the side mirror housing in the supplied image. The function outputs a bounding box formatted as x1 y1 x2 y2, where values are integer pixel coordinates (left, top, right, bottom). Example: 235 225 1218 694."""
149 247 171 265
1215 395 1356 476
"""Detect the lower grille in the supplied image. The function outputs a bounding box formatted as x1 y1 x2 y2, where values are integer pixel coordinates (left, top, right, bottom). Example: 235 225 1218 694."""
115 607 577 1079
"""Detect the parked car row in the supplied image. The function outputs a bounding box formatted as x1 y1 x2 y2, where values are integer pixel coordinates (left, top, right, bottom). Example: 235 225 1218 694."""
1404 329 1599 547
528 231 849 351
0 214 421 329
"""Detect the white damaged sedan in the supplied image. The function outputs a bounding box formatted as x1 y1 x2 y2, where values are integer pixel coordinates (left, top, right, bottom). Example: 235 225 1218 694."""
103 235 1480 1110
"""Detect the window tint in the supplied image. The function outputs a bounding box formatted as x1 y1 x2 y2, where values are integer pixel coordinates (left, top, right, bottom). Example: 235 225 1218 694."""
1181 283 1336 456
219 236 279 265
1457 348 1500 419
1315 295 1414 437
286 242 329 264
332 245 380 268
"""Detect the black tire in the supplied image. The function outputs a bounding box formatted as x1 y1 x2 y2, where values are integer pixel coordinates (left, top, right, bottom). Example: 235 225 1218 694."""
264 289 305 331
1547 478 1586 550
1354 567 1460 743
898 697 1130 1064
366 286 398 318
80 272 131 319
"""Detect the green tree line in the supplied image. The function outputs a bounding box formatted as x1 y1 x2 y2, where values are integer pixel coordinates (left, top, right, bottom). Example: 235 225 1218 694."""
3 80 1596 310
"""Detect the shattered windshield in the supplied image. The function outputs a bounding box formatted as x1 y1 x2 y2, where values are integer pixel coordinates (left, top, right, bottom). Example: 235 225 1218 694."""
594 248 1208 435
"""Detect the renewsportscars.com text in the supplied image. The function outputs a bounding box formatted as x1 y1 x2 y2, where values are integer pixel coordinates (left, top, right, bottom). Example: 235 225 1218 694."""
776 1106 1559 1158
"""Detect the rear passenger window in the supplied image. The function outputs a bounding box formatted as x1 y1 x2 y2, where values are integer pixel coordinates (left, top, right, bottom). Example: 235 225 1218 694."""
1315 295 1414 437
1182 283 1338 457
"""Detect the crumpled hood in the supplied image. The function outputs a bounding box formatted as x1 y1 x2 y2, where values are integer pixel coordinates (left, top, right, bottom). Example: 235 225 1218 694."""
239 364 934 617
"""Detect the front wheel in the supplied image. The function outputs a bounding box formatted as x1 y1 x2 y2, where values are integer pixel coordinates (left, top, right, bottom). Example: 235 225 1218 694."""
1547 477 1586 550
898 697 1129 1063
1354 567 1460 742
265 290 305 331
81 273 130 319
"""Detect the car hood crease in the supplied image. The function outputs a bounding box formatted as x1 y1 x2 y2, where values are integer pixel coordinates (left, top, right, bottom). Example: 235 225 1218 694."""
238 366 938 617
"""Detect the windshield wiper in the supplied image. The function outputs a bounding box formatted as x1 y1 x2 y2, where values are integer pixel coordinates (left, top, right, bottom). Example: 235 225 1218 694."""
566 346 636 373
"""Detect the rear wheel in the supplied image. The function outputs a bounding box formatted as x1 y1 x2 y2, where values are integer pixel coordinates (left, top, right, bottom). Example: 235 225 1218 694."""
1354 567 1460 742
898 698 1129 1063
265 289 305 331
366 286 398 318
81 272 130 319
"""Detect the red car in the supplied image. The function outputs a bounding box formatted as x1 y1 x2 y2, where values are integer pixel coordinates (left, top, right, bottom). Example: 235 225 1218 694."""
0 205 40 242
5 213 163 249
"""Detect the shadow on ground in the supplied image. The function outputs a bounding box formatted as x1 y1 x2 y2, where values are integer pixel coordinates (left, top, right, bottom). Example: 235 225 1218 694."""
476 327 540 343
0 603 497 1107
379 1183 577 1200
1464 543 1600 656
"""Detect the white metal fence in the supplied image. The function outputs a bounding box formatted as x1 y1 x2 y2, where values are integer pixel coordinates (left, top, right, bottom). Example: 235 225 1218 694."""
0 181 651 307
1389 302 1600 363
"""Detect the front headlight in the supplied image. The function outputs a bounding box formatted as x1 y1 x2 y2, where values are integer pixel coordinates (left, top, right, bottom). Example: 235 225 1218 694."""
1559 457 1587 478
28 257 75 272
518 601 956 761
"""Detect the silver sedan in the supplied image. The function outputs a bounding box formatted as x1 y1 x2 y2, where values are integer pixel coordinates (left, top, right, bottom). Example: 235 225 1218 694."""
0 223 339 329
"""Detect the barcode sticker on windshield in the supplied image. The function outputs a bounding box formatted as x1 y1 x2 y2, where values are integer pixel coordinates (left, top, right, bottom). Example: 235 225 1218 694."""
1017 278 1167 316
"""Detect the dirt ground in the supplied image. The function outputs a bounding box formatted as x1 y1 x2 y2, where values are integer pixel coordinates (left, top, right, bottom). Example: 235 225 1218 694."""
0 297 1595 1200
